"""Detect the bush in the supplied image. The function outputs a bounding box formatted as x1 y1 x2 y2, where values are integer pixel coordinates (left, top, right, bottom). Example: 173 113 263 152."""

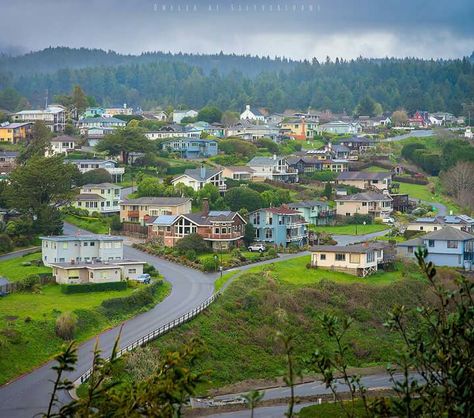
185 249 197 262
60 281 128 294
201 256 218 272
143 264 159 277
267 248 277 257
344 213 373 225
306 170 338 182
175 233 208 254
16 275 41 292
55 312 77 340
110 215 122 231
0 234 13 254
101 281 163 315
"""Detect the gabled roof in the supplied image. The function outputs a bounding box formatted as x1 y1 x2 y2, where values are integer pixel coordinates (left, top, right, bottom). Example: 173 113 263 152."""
335 192 392 202
176 210 246 226
122 197 191 206
258 206 301 215
224 166 255 173
248 156 284 166
150 215 179 226
337 171 391 181
75 193 106 201
0 122 32 129
81 183 120 189
40 235 122 242
289 200 328 208
422 227 474 241
51 135 79 143
175 167 222 182
79 117 125 124
311 242 383 254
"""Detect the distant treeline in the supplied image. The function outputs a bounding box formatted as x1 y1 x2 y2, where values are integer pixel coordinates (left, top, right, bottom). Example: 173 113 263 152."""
0 47 473 114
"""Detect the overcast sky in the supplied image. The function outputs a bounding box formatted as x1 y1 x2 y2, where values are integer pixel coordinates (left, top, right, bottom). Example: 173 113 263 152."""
1 0 473 59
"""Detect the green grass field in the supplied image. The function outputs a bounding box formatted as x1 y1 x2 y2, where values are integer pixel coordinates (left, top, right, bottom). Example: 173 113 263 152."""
310 224 389 235
397 181 460 213
301 139 325 150
362 165 389 172
299 400 368 417
63 214 110 234
0 280 171 385
0 252 51 282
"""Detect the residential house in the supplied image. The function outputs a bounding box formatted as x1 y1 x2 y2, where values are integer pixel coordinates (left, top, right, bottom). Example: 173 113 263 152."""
225 120 279 140
145 124 200 140
186 121 225 138
310 242 385 277
240 105 265 122
81 107 106 119
336 137 376 154
249 205 308 248
318 120 360 135
66 159 125 182
247 155 299 183
73 183 122 214
279 117 319 140
143 110 168 121
47 135 80 156
397 227 474 269
148 200 246 250
336 171 392 191
406 215 474 234
120 197 192 225
335 192 393 219
105 105 133 116
288 201 335 226
171 166 226 192
408 111 430 128
222 166 255 181
0 122 33 144
287 156 349 174
0 151 18 174
172 109 198 124
391 194 410 212
40 235 124 267
14 105 67 132
77 117 126 136
50 260 145 285
161 138 218 158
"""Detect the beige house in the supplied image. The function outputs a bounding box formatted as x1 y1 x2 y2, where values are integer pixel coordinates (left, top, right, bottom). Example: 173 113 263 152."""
406 215 474 234
171 166 226 192
222 166 255 181
120 197 192 225
73 183 121 214
310 243 384 277
50 260 145 284
335 192 393 219
336 171 392 191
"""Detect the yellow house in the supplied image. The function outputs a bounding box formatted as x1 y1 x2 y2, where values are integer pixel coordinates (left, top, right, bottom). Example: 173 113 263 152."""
120 197 192 225
0 122 32 144
310 243 385 277
280 118 319 140
335 192 393 219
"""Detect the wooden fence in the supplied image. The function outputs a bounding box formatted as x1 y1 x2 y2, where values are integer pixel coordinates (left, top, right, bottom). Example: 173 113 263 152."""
0 274 54 294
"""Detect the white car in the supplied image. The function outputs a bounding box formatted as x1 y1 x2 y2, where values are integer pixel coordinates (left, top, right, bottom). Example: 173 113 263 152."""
382 217 395 224
133 273 151 284
248 243 266 252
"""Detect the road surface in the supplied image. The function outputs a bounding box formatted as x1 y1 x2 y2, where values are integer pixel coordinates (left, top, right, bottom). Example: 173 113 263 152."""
410 198 448 216
0 227 393 417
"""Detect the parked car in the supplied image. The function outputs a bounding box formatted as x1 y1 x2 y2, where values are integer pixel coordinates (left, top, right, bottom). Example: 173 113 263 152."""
382 217 395 224
133 273 151 284
248 243 266 253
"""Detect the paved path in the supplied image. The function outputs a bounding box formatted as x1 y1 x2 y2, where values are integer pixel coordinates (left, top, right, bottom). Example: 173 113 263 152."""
0 227 393 417
0 246 40 262
410 198 448 216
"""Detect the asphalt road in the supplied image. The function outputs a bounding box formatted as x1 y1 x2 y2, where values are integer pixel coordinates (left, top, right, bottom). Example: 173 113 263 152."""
0 227 393 417
410 198 448 216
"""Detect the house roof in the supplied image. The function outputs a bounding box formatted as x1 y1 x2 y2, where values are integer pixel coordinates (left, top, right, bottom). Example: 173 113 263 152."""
0 151 19 158
337 171 391 181
258 206 301 215
421 227 474 241
81 183 120 189
180 210 245 226
50 259 145 270
51 135 79 143
122 197 191 206
336 192 392 202
0 122 32 129
311 242 383 254
248 156 283 166
289 200 327 208
76 193 106 201
79 117 125 124
224 166 255 173
176 167 222 182
398 237 424 247
40 235 122 242
338 136 375 144
150 215 179 226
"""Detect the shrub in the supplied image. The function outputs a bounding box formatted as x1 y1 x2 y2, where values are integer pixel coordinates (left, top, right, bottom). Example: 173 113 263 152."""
60 281 128 294
16 275 41 292
143 264 159 277
185 249 197 262
175 233 208 254
101 281 163 315
0 233 13 253
201 256 218 272
267 248 277 257
110 215 122 231
55 312 77 340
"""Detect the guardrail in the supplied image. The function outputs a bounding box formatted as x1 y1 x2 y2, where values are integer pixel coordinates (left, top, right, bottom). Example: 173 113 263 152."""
76 292 220 385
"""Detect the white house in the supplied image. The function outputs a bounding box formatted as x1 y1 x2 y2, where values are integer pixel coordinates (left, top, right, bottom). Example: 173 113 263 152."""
240 105 265 122
171 166 226 192
73 183 122 214
247 155 298 183
40 235 124 267
319 120 360 135
66 159 125 182
47 135 80 156
172 109 198 123
14 105 67 132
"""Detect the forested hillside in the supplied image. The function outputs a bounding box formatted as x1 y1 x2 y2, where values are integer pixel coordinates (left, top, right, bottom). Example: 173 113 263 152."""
0 48 473 114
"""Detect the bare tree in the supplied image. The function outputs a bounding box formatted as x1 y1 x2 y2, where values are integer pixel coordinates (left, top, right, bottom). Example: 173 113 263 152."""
441 161 474 210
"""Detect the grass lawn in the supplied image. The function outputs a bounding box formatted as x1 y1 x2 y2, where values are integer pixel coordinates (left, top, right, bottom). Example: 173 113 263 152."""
397 181 460 213
214 270 241 292
244 256 423 286
301 139 325 150
197 251 264 267
0 280 171 385
362 165 389 172
310 224 389 235
0 252 51 282
299 400 368 417
64 214 111 234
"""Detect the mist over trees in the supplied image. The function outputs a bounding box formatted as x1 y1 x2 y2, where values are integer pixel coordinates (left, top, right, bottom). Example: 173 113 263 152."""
0 48 473 114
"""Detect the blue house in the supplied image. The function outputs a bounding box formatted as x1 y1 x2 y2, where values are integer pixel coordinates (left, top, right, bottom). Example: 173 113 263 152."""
288 201 335 226
397 227 474 269
161 138 218 158
249 205 308 248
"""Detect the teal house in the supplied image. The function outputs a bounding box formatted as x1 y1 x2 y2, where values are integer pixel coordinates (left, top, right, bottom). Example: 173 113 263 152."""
288 201 335 226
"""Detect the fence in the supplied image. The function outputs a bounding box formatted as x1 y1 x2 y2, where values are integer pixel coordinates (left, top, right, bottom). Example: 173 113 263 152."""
76 292 220 385
0 274 54 294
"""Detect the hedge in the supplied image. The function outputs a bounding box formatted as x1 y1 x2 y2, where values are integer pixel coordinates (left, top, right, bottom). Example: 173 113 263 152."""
101 281 163 315
393 176 429 185
61 281 128 294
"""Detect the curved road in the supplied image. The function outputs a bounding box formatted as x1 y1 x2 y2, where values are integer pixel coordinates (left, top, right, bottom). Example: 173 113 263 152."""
0 227 391 417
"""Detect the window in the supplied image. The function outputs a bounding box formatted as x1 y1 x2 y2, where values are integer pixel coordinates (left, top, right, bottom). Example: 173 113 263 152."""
447 240 458 249
320 254 326 260
62 243 68 249
128 269 137 274
114 242 121 249
362 202 367 207
90 242 95 246
366 252 375 263
350 253 361 263
265 229 273 239
408 246 414 254
420 226 424 231
428 240 435 247
335 253 346 261
83 242 88 246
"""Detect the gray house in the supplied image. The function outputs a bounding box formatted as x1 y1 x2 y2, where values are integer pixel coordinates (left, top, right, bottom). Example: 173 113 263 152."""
397 227 474 269
162 138 218 158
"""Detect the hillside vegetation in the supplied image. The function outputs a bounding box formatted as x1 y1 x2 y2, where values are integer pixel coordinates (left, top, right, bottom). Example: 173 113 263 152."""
114 260 454 391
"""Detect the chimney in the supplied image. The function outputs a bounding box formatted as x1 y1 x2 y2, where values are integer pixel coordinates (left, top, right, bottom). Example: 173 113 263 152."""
246 104 250 111
273 154 277 160
200 164 206 179
202 198 210 216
